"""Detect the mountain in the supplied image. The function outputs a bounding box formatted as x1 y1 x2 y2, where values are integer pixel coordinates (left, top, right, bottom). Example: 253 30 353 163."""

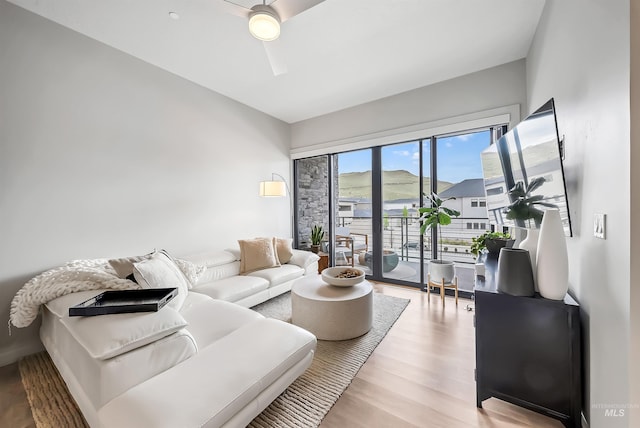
339 170 453 200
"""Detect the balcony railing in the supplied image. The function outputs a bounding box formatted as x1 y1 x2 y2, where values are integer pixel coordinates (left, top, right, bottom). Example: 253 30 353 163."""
337 215 491 264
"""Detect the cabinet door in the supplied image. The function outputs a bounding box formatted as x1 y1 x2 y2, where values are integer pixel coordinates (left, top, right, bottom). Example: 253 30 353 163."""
475 291 573 415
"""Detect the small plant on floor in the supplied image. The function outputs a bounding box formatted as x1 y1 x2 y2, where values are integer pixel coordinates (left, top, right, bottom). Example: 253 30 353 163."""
310 225 325 253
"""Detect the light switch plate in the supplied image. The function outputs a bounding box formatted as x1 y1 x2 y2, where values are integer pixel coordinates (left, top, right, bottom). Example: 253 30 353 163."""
594 213 606 239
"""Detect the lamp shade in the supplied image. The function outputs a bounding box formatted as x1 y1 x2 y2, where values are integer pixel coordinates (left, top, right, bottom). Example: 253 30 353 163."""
249 5 280 41
259 180 287 197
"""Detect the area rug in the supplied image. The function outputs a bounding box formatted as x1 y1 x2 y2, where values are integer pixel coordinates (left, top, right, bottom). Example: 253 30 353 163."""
19 352 89 428
248 292 410 427
19 292 409 428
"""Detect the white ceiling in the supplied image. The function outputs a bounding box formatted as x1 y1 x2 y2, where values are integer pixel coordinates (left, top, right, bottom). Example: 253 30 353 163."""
8 0 546 124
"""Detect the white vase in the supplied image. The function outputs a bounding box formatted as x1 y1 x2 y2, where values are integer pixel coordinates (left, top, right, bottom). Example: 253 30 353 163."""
511 228 526 248
536 209 568 300
518 228 540 291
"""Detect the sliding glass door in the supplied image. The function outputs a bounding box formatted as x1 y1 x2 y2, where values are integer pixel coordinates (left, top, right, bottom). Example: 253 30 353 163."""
333 150 372 269
380 141 424 285
294 128 494 292
432 130 491 291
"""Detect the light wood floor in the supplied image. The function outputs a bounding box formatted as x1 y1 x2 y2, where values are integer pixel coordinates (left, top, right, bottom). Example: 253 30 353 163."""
0 284 561 428
321 283 562 428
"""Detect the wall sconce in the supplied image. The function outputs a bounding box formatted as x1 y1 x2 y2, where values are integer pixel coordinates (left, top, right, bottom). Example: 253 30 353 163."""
259 173 290 197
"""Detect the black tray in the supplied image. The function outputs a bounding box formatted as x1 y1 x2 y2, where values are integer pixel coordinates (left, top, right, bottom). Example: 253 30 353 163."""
69 288 178 317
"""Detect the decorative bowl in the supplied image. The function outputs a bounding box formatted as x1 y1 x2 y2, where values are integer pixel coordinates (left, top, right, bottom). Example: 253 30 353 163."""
321 267 365 287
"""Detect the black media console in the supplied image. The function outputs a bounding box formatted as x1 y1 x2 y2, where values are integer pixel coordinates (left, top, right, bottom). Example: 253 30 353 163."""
474 254 582 428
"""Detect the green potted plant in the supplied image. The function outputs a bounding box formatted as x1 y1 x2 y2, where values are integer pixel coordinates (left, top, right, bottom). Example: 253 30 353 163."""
310 225 325 254
470 231 513 258
418 193 460 284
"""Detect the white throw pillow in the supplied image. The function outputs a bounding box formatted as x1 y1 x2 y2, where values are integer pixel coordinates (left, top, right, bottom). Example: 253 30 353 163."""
238 237 280 274
61 307 188 360
133 251 190 310
288 250 320 269
173 258 206 288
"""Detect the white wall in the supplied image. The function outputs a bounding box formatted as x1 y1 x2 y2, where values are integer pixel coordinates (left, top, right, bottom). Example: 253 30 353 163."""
291 59 527 149
527 0 631 426
0 1 291 365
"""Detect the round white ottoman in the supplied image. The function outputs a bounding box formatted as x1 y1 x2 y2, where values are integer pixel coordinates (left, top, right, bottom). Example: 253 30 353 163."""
291 275 373 341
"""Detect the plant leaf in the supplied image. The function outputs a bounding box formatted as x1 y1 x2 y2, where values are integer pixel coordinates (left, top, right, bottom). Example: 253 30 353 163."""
527 176 546 193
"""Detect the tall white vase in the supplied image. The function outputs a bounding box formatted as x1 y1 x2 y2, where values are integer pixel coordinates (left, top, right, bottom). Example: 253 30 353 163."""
511 228 526 248
518 228 540 291
536 209 568 300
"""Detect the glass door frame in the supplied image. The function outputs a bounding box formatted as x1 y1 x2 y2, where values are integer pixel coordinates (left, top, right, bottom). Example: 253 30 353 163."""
293 125 503 291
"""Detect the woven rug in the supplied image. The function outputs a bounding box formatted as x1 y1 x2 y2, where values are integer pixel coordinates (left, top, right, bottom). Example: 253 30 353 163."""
19 352 89 427
19 291 409 428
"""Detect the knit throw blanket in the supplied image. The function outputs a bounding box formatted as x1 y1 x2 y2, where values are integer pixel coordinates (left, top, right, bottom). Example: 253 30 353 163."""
10 259 140 328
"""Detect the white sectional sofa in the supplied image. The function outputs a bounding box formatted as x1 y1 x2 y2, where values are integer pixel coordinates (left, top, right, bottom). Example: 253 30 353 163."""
33 245 320 428
186 247 319 307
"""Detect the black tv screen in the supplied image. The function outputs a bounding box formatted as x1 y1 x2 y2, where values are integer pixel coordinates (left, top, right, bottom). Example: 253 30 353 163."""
481 98 572 236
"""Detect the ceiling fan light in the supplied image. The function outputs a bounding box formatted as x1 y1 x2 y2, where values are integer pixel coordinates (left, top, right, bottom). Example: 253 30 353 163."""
249 5 280 41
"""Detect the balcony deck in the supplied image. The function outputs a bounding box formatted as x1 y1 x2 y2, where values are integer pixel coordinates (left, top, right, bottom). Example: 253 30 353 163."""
353 259 477 293
335 215 485 294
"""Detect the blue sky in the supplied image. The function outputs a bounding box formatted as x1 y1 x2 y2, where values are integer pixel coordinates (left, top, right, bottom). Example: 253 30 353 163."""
338 130 490 183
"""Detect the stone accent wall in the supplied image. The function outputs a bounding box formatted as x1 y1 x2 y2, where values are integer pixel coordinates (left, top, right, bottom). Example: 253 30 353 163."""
296 156 330 248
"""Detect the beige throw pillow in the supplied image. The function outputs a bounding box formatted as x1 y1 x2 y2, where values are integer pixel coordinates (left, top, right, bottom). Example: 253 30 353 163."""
256 237 294 264
239 238 280 274
108 251 155 278
275 238 294 264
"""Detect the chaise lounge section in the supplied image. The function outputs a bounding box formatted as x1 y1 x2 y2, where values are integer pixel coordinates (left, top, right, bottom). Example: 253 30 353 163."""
12 240 320 427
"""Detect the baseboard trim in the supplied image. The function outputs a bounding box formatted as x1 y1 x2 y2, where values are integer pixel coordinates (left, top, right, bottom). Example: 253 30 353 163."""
0 341 44 367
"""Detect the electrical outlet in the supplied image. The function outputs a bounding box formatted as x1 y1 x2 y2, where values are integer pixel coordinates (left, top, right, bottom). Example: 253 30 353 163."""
593 213 606 239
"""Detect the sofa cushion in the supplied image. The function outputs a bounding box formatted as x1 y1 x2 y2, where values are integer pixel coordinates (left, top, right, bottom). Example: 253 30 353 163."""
196 260 241 284
45 290 109 318
60 307 188 360
238 238 280 274
179 293 264 348
133 251 190 310
98 319 317 428
225 247 241 261
181 250 237 268
247 264 304 287
191 275 269 303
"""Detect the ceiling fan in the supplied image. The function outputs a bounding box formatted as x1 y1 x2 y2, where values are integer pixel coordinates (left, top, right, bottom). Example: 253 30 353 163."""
221 0 326 76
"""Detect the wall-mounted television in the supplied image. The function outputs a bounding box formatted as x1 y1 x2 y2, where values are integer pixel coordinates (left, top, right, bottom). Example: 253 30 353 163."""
481 98 572 236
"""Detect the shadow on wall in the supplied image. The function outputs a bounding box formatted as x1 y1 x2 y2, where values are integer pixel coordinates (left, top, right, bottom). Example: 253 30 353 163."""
578 236 625 426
